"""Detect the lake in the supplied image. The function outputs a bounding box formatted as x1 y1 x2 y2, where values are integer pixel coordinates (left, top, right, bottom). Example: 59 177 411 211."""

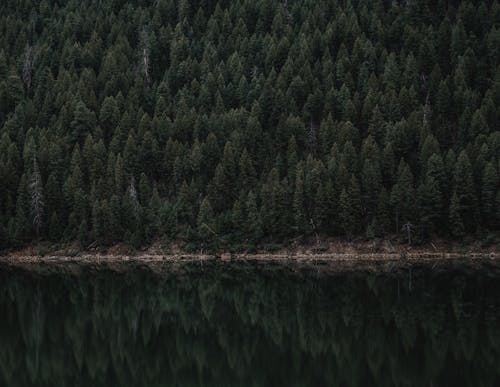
0 260 499 386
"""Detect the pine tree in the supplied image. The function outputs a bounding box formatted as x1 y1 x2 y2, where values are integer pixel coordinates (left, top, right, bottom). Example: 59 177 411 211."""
417 176 442 235
418 153 446 234
159 201 178 241
286 136 298 183
99 96 120 143
109 194 123 241
339 188 354 238
390 160 415 232
496 190 500 228
14 174 31 243
313 183 328 232
339 175 362 237
246 191 262 245
376 188 391 235
71 101 97 145
178 0 190 23
48 212 62 241
231 198 245 243
361 158 381 220
449 191 465 237
6 66 24 113
293 163 306 233
450 151 477 233
197 197 215 247
481 162 498 228
92 199 110 244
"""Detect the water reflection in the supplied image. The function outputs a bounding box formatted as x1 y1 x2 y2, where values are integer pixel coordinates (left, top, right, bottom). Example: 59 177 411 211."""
0 262 499 387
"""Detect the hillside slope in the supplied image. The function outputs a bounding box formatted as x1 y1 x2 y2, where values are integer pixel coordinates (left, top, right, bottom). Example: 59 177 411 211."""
0 0 499 250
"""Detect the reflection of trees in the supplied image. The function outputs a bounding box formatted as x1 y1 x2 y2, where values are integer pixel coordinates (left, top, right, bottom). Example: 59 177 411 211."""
0 264 498 387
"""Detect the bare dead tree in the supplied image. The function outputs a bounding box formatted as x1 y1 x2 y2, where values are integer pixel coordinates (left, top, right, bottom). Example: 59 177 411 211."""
139 28 151 83
401 222 415 246
419 71 431 137
309 218 320 245
127 176 140 220
23 43 37 91
142 47 150 81
30 157 44 238
422 92 431 131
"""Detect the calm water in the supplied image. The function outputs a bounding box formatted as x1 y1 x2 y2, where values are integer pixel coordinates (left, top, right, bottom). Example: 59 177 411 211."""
0 261 499 387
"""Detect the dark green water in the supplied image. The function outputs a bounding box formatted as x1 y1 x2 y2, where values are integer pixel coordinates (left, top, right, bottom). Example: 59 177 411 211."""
0 261 499 387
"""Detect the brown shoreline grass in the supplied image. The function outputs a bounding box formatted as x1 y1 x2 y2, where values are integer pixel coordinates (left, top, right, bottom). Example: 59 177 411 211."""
0 252 498 276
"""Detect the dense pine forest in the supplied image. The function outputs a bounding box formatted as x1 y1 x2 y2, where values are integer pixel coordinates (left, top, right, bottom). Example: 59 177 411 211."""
0 0 499 251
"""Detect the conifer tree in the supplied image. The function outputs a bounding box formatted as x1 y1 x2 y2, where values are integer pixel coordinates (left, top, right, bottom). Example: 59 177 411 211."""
71 101 97 145
451 151 478 233
14 174 31 243
449 191 465 237
390 160 415 232
197 197 215 248
246 191 262 245
481 162 498 228
6 67 24 113
100 97 120 143
339 188 354 238
293 162 306 233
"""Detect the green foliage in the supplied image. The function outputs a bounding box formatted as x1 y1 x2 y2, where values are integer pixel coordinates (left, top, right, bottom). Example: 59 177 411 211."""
197 197 215 248
450 151 478 234
0 0 499 250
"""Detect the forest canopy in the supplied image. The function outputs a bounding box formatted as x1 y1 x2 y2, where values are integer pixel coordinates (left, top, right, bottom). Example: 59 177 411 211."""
0 0 499 251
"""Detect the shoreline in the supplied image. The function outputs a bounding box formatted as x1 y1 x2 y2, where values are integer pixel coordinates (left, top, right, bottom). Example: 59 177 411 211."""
1 252 499 275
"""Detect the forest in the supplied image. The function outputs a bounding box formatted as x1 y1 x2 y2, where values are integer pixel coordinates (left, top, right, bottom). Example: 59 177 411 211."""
0 0 499 251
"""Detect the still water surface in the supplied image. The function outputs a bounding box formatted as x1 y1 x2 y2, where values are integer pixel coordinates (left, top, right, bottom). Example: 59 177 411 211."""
0 261 499 386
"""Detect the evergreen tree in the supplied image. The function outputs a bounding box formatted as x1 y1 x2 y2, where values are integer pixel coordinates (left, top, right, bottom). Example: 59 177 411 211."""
5 67 24 113
293 163 306 233
14 174 31 243
246 191 262 245
449 191 465 237
71 101 97 145
390 160 415 233
197 197 215 248
339 175 362 238
339 188 354 238
99 97 120 143
450 151 478 234
481 162 498 229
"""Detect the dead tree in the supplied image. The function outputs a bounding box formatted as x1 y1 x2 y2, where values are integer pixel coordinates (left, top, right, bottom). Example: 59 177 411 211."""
139 28 151 83
29 157 44 238
401 222 415 246
127 176 140 220
23 43 37 92
422 91 431 134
